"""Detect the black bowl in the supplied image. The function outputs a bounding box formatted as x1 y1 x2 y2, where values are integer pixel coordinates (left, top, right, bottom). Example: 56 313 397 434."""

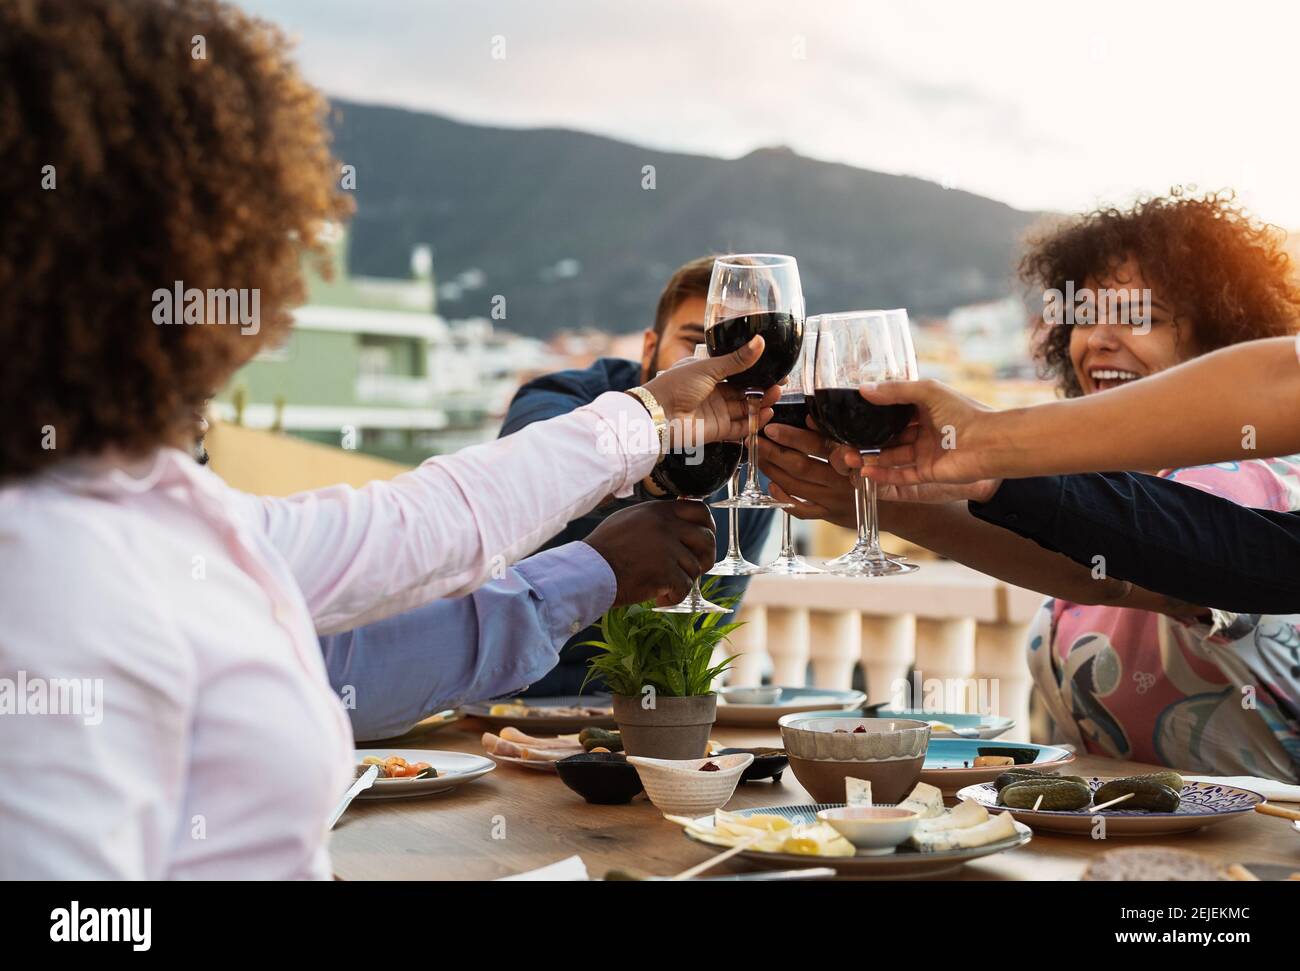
555 753 644 805
718 747 788 783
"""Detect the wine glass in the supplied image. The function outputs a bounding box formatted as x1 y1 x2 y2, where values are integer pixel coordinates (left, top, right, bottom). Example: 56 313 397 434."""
811 311 919 577
651 356 742 614
880 309 921 570
705 254 803 509
759 320 823 575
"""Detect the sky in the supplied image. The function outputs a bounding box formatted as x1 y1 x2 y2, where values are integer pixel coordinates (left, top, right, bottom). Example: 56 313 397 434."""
243 0 1300 227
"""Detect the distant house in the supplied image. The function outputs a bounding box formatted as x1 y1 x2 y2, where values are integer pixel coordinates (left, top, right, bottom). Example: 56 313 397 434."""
215 227 553 464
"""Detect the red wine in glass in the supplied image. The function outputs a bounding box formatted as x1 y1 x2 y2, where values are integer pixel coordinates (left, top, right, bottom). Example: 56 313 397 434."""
811 389 914 451
768 393 810 431
652 442 743 499
705 311 804 390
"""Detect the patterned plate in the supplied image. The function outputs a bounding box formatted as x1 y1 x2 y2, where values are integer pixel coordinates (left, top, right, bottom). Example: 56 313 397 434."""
682 803 1032 879
957 778 1265 835
460 695 616 734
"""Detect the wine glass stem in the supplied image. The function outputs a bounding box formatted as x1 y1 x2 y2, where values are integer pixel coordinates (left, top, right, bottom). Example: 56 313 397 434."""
779 509 795 557
855 452 883 558
852 465 869 549
742 391 762 496
725 471 743 558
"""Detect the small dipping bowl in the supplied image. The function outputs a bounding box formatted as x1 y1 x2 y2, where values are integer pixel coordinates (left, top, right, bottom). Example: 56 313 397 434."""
719 685 782 706
816 805 920 855
555 753 644 805
626 753 754 816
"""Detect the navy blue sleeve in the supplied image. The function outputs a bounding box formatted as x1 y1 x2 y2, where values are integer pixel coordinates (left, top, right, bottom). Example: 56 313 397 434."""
499 381 590 438
969 472 1300 614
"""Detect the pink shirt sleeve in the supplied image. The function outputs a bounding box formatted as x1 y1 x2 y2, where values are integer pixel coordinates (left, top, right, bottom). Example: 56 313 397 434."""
234 391 658 634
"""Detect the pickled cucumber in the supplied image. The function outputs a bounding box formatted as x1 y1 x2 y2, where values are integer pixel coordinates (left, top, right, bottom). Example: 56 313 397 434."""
1093 778 1181 812
579 727 623 753
993 768 1087 792
1126 771 1184 793
998 778 1092 810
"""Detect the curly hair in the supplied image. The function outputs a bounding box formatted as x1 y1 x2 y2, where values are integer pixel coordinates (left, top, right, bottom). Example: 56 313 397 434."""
0 0 352 480
1020 188 1300 397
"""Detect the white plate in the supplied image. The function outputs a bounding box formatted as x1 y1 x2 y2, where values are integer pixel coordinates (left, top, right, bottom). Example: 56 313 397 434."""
682 803 1032 879
354 749 495 799
713 688 867 727
485 752 562 773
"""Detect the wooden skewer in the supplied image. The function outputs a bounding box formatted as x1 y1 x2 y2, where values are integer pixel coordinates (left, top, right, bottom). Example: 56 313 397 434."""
1255 802 1300 822
1032 794 1044 811
671 832 765 881
1090 791 1137 812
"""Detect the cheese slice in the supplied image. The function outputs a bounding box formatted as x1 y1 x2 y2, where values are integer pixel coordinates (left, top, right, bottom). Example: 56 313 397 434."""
916 798 989 833
910 811 1018 852
897 781 945 819
845 777 873 807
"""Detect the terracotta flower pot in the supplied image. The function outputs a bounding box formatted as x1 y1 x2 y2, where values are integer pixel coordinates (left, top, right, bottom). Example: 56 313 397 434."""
612 693 717 760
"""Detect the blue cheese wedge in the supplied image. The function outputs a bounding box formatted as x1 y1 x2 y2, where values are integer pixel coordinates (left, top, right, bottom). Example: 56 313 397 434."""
845 777 873 807
910 810 1018 851
897 781 944 819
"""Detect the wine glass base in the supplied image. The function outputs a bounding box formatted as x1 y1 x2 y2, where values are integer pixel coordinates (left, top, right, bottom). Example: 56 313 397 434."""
760 554 824 576
653 594 732 614
822 552 919 578
708 556 763 577
712 494 793 510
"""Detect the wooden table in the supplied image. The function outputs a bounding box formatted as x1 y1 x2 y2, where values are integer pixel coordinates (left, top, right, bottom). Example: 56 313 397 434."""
330 720 1300 881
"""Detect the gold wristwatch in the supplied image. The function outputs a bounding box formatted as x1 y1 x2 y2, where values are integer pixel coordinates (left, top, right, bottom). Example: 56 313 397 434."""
624 386 668 457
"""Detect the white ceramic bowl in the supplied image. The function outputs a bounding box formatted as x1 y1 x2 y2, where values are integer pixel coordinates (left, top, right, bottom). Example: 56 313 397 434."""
816 805 920 854
626 753 754 816
778 715 930 761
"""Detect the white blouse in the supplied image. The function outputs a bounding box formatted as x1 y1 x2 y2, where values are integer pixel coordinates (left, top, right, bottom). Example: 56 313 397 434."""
0 392 656 878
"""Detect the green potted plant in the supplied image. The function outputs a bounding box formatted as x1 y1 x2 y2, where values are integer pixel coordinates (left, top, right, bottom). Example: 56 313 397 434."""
581 578 742 760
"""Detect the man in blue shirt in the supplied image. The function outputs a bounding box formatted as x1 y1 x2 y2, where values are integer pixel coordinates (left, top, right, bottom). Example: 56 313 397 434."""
319 499 717 740
500 256 775 695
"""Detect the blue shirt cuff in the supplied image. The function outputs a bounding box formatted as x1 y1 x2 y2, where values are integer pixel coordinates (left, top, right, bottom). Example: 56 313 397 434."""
512 540 616 643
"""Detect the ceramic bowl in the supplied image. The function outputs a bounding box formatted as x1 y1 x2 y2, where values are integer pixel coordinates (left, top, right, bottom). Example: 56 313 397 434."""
779 716 930 804
626 752 754 816
816 805 920 854
717 747 788 783
719 685 782 706
554 753 644 805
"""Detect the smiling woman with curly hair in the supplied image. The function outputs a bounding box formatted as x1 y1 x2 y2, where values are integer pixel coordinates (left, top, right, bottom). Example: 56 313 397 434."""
1022 188 1300 397
0 0 763 879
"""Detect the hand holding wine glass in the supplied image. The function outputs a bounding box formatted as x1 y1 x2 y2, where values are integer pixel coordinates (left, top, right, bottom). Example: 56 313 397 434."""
811 309 920 577
639 334 780 446
846 378 1004 494
703 254 805 509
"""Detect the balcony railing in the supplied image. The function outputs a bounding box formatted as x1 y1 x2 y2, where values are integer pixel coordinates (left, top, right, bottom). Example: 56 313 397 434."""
719 561 1045 743
355 373 435 406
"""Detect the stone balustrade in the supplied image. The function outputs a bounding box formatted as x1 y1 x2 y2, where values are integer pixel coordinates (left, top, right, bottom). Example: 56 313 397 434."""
720 561 1046 743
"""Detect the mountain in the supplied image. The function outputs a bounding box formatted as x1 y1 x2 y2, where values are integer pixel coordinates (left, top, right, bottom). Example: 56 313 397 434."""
328 99 1043 337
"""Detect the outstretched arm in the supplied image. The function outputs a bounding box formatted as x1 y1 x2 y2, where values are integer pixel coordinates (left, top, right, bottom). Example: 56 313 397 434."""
859 336 1300 486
